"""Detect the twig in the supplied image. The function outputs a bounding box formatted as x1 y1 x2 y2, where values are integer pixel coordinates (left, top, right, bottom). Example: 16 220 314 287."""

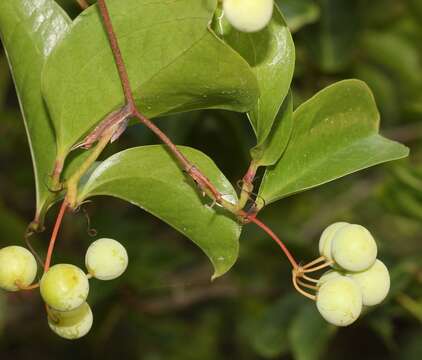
95 0 301 275
44 200 68 272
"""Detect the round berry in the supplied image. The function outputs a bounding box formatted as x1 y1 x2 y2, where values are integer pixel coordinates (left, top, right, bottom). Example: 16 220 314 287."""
223 0 274 33
318 270 343 286
85 238 128 281
316 276 362 326
348 260 390 306
331 224 377 272
40 264 89 311
318 222 349 260
48 302 93 340
0 246 37 291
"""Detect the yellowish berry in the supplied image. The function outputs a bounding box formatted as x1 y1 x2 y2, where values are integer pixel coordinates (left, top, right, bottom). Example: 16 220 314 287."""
85 238 128 281
318 269 343 286
223 0 274 33
318 222 349 260
331 224 377 272
48 302 93 340
317 276 362 326
40 264 89 311
0 246 37 291
348 259 390 306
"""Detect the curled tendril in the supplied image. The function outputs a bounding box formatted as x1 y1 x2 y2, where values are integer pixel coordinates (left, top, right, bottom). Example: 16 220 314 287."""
81 205 98 237
24 225 44 267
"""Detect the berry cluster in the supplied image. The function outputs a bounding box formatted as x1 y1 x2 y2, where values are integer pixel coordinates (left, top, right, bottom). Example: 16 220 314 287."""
292 222 390 327
0 238 128 339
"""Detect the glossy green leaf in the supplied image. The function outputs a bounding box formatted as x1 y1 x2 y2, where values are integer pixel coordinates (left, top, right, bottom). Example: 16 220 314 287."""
77 145 241 278
214 4 295 150
276 0 320 32
288 304 336 360
251 91 293 167
259 80 410 204
0 0 71 216
42 0 259 159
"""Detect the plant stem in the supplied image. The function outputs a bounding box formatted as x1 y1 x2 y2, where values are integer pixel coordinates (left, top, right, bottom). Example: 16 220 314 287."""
245 214 298 269
237 160 259 211
95 0 299 271
97 0 237 214
97 0 136 109
66 129 114 208
44 200 68 272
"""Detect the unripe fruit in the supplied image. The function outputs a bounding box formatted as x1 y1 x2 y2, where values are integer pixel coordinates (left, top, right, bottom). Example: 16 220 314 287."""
0 246 37 291
331 224 377 272
40 264 89 311
318 270 342 286
85 238 128 280
348 260 390 306
318 222 349 260
223 0 274 33
316 276 362 326
48 302 93 340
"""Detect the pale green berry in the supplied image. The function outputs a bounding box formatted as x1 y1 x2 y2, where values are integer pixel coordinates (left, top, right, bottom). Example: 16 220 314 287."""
317 276 362 326
348 259 390 306
0 246 37 291
48 302 93 340
318 222 349 260
40 264 89 311
318 270 343 286
223 0 274 33
85 238 128 280
331 224 377 272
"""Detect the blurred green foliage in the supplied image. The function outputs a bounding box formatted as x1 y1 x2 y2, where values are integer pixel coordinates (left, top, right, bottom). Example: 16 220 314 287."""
0 0 421 359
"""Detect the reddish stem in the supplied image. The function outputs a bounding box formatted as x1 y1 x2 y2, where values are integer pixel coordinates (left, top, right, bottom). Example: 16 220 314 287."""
243 161 258 185
245 214 298 269
44 201 68 272
95 0 299 271
96 0 224 203
97 0 136 109
132 109 223 201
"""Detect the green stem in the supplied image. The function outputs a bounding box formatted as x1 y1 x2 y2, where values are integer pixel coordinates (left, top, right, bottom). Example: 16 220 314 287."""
66 130 114 208
237 161 259 211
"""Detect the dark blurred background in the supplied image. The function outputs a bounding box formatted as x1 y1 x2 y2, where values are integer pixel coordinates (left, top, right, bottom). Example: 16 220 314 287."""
0 0 421 359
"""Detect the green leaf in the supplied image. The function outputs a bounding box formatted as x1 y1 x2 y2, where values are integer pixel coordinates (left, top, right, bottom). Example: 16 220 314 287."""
276 0 320 32
42 0 259 158
259 80 410 204
77 145 241 278
251 91 293 167
214 4 295 150
0 0 71 217
288 304 336 360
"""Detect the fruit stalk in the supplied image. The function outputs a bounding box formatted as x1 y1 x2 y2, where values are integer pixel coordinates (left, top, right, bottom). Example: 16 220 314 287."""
44 200 68 272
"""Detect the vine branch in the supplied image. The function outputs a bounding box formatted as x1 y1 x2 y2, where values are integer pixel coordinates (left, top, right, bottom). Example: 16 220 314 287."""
92 0 300 270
